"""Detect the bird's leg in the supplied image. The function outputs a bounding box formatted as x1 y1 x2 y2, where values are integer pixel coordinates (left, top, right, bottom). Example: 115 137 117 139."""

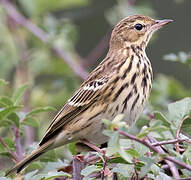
81 139 109 179
81 139 104 154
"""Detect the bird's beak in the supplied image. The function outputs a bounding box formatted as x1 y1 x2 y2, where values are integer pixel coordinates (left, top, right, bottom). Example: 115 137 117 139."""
152 19 173 30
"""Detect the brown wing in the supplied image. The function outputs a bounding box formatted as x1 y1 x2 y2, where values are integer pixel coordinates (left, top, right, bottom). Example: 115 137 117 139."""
39 77 109 146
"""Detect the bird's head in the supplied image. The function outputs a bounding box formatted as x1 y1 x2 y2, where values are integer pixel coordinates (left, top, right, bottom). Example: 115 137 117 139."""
110 15 173 51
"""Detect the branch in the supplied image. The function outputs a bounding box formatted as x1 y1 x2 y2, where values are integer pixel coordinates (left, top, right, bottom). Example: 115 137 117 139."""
176 178 191 180
101 152 107 180
12 126 23 161
0 137 18 162
72 156 86 180
115 129 191 171
151 138 191 146
147 135 180 179
176 115 189 153
0 0 88 80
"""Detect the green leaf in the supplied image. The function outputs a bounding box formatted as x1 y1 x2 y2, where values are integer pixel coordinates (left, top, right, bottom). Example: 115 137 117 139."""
24 170 38 180
0 106 20 120
22 117 39 127
27 106 56 116
105 130 119 156
126 148 139 157
44 172 70 180
40 149 56 162
25 171 70 180
26 162 42 173
139 157 156 178
0 97 13 106
2 138 15 151
154 111 171 127
7 112 20 128
112 164 134 177
118 147 133 163
155 172 173 180
12 84 28 105
168 97 191 128
81 165 100 176
134 142 149 156
107 156 129 164
40 160 66 173
181 117 191 136
68 142 77 155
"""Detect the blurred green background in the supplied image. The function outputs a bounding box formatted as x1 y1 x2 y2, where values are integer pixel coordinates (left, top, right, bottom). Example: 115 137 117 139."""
0 0 191 175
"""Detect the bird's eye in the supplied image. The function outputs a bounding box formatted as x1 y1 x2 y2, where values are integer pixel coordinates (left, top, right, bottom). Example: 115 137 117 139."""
134 23 143 31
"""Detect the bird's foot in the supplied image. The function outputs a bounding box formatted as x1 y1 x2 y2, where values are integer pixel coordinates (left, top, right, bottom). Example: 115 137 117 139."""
81 139 104 154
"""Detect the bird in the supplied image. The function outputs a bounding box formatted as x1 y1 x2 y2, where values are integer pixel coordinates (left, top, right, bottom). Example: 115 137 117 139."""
6 15 173 176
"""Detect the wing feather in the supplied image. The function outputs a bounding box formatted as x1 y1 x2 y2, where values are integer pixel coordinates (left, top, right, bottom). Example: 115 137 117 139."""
39 77 109 146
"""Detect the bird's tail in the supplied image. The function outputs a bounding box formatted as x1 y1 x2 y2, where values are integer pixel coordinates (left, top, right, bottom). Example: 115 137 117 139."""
6 141 53 176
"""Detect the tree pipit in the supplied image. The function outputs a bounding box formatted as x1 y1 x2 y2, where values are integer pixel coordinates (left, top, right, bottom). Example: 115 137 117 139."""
6 15 173 176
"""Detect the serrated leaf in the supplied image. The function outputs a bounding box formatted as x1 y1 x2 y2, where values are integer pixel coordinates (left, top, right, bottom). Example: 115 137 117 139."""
24 170 38 180
108 131 119 147
119 147 132 163
155 172 173 180
139 157 156 178
1 138 15 151
27 171 70 180
27 106 56 116
0 97 13 106
41 160 66 174
22 117 39 127
107 156 129 164
7 112 20 128
154 111 170 127
44 172 70 180
181 117 191 136
168 97 191 128
0 119 13 127
81 165 100 176
68 142 77 155
126 148 139 157
0 106 20 120
112 164 134 177
26 162 42 173
106 131 119 156
12 84 28 105
40 149 56 162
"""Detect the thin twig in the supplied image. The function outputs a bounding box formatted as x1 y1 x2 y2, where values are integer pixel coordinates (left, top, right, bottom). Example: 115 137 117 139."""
0 0 88 80
176 115 189 153
151 138 191 146
115 129 191 171
89 172 101 179
101 152 107 180
147 135 180 179
0 137 18 162
176 178 191 180
12 126 23 161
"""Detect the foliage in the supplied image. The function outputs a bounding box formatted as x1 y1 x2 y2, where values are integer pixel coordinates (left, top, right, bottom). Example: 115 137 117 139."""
0 0 191 180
